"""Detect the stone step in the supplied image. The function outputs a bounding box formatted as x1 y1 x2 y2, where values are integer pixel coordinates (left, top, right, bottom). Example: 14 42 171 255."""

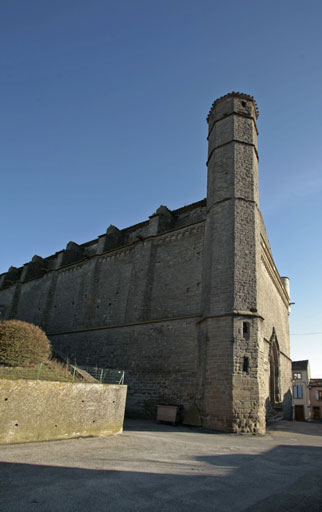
266 412 284 425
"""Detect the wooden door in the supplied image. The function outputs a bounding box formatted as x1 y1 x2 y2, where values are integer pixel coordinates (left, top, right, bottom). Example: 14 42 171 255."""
313 407 320 419
294 405 305 421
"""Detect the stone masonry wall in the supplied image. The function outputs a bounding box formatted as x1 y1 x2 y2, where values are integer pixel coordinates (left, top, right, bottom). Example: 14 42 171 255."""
50 318 200 418
204 93 266 433
198 316 234 431
0 206 206 420
257 226 292 419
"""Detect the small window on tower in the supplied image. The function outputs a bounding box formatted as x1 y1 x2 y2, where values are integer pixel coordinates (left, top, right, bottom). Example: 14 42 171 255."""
243 322 250 339
243 356 249 373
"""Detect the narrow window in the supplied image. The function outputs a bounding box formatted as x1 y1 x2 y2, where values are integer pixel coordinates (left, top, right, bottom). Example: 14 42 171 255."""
293 385 303 399
243 322 250 339
243 356 249 373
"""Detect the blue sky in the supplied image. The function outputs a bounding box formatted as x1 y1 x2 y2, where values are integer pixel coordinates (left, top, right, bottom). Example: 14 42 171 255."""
1 0 321 376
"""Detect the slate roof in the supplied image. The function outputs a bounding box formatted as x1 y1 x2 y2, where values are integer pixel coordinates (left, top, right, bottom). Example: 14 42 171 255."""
292 360 309 371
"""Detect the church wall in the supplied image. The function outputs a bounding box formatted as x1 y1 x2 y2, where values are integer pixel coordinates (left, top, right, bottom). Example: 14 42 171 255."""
232 315 266 433
0 214 205 420
259 258 289 347
259 262 289 350
46 260 97 332
43 221 204 335
91 252 134 327
258 231 292 419
49 317 200 418
15 275 53 326
199 316 234 431
45 222 204 418
0 285 17 319
149 225 204 319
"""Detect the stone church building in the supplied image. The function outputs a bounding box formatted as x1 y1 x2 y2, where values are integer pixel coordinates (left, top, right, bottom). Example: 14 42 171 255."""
0 92 292 433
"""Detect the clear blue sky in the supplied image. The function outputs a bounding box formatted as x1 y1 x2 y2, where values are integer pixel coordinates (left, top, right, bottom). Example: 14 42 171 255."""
1 0 321 376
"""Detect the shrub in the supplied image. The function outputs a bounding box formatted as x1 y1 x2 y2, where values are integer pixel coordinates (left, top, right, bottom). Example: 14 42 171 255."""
0 320 51 367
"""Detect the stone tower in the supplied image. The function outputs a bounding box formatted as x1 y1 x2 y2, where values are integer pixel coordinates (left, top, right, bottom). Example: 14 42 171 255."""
199 92 265 433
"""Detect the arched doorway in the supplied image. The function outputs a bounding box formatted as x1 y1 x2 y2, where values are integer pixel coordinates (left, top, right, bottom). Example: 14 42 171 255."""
269 329 281 405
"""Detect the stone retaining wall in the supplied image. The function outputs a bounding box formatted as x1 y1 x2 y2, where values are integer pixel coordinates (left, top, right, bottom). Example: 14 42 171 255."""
0 379 127 444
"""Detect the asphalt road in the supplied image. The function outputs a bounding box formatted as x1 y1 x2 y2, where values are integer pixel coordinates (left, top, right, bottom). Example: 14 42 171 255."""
0 419 322 511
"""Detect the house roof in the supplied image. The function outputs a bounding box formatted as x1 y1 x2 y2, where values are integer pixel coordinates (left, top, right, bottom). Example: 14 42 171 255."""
292 360 309 371
309 379 322 387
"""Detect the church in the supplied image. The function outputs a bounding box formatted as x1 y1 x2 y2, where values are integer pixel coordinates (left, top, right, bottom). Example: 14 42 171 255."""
0 92 292 433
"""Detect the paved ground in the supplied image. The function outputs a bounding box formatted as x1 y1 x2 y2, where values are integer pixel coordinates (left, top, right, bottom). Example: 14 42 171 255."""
0 419 322 511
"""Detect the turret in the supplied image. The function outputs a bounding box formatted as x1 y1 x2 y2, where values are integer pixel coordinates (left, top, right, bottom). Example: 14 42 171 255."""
199 92 264 433
202 92 260 316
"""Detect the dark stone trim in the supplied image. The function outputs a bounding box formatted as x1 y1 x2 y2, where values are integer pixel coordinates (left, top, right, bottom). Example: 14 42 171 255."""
47 314 202 336
197 311 264 324
206 139 259 166
207 111 259 140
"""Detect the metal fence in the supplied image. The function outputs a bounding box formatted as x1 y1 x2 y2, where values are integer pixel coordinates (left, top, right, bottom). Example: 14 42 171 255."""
78 365 125 385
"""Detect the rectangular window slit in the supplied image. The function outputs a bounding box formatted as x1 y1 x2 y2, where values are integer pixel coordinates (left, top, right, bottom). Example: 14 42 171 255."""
243 356 249 372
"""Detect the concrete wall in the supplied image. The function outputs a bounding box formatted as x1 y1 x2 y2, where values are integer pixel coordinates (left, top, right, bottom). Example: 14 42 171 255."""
0 379 127 444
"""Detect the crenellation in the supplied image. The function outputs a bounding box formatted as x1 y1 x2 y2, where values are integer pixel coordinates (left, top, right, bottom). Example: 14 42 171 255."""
103 225 124 252
0 266 22 289
149 205 174 234
21 255 48 282
61 241 85 267
207 92 259 123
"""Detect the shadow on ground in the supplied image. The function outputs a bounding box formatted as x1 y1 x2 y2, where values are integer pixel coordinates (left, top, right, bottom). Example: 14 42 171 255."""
124 418 218 435
1 444 322 512
268 420 322 437
124 417 322 438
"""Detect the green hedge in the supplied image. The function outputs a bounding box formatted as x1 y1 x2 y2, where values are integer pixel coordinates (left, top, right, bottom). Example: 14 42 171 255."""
0 320 51 367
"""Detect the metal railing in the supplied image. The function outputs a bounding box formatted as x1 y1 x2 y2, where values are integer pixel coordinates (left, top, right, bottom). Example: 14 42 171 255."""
78 365 125 385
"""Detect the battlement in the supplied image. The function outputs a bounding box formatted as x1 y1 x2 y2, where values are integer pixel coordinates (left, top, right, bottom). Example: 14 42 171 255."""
207 91 259 122
0 199 207 288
